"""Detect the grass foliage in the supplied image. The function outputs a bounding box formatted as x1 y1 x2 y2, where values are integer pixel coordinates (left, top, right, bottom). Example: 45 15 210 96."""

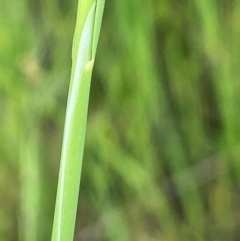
1 0 240 240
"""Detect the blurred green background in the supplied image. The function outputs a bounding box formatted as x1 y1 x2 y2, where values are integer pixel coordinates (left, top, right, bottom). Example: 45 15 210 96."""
1 0 240 240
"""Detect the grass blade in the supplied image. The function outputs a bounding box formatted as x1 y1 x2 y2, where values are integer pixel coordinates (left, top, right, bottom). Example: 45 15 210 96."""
51 1 104 240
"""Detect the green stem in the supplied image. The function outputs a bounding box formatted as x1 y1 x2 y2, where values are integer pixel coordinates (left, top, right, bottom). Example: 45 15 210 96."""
51 1 105 240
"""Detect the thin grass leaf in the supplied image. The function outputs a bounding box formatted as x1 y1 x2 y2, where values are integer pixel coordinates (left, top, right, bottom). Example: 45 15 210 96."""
51 1 105 240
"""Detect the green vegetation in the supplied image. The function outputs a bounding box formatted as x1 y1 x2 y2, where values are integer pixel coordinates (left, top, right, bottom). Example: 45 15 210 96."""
1 0 240 240
51 1 105 240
